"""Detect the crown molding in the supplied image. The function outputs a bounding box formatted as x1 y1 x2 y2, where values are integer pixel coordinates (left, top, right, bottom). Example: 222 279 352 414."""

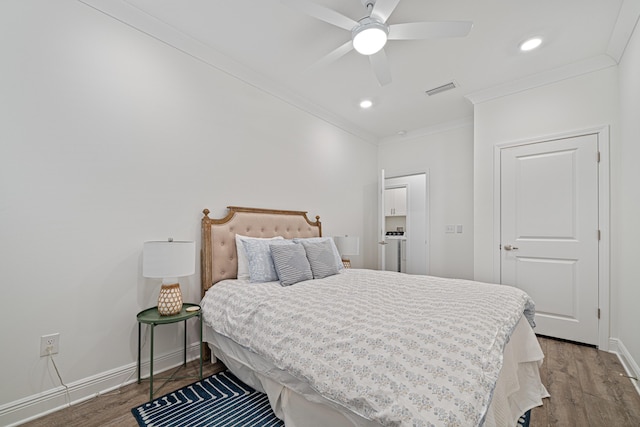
378 116 473 146
464 54 617 105
77 0 377 144
77 0 639 142
466 0 640 106
607 0 640 62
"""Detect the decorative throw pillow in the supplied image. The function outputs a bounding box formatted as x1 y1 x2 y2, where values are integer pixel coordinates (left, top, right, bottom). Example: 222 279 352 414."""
270 243 313 286
235 235 283 280
301 240 341 279
243 239 293 283
293 237 343 271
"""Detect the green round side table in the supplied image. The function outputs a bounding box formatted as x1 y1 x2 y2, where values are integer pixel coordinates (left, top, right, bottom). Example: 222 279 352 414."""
136 303 203 401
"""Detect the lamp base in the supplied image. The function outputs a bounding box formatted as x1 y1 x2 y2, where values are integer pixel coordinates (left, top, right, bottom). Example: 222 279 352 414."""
157 283 183 316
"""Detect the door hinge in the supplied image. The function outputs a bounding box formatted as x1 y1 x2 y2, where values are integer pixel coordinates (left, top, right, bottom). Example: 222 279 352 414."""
597 151 601 163
597 230 601 240
598 308 601 319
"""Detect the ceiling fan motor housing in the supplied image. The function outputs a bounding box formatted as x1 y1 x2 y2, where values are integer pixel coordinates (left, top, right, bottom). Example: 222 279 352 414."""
361 0 376 9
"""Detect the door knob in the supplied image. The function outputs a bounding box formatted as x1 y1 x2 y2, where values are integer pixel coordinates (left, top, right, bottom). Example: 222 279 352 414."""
378 241 388 245
503 244 519 251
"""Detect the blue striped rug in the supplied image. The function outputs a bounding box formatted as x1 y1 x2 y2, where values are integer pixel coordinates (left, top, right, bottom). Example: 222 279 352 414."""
132 370 532 427
518 409 531 427
131 370 284 427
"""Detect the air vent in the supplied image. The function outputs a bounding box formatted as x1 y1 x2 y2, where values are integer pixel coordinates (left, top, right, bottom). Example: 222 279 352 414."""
425 81 457 96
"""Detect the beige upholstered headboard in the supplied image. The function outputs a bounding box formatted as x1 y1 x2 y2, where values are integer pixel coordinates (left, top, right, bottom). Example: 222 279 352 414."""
201 206 322 295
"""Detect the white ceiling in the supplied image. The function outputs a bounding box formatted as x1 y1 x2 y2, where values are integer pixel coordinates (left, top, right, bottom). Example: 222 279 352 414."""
81 0 635 143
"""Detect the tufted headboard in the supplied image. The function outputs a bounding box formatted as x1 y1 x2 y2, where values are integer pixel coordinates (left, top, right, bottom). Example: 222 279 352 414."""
201 206 322 295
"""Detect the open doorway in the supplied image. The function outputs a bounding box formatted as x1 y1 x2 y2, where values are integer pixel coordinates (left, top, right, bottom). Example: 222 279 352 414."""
381 173 429 275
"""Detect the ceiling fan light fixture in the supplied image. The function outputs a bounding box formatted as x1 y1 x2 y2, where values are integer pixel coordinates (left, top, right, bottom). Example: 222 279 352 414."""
352 18 389 55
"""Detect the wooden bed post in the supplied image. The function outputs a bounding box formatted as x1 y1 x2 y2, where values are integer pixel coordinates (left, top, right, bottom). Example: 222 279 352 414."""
201 209 213 299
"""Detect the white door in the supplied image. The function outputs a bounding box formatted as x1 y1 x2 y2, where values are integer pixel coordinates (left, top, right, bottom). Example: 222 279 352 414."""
500 134 599 345
386 174 429 275
384 185 408 273
378 169 387 270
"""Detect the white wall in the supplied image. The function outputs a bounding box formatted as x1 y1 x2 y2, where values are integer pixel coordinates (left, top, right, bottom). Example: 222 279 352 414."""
473 67 619 283
617 17 640 379
378 125 474 279
0 0 378 422
473 66 621 348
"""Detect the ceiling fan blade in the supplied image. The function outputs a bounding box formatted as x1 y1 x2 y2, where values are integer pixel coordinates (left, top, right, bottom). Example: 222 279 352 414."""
369 49 392 86
309 40 354 71
370 0 401 23
282 0 358 31
388 21 473 40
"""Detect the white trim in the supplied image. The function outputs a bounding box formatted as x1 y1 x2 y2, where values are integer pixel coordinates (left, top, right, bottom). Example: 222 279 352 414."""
383 172 430 276
606 0 640 62
492 126 611 351
492 147 501 283
597 126 611 352
378 116 473 145
609 338 640 396
466 1 640 105
0 343 202 427
465 55 616 105
77 0 640 142
76 0 377 144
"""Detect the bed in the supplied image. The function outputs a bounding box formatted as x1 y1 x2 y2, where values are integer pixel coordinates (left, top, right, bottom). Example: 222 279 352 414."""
199 206 548 426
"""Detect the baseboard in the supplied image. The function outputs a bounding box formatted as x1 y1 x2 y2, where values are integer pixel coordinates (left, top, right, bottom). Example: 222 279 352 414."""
0 343 202 427
609 337 640 396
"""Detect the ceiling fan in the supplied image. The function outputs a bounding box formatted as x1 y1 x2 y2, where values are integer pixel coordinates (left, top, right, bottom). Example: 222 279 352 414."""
283 0 473 86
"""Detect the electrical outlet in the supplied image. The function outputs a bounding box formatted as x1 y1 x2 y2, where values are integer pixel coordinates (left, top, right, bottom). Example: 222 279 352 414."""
445 225 455 233
40 333 60 357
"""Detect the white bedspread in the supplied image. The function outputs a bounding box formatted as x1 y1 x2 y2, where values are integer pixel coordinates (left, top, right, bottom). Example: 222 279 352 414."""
201 269 537 427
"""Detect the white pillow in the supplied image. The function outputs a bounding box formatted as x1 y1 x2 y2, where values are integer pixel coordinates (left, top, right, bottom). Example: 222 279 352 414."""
235 234 284 280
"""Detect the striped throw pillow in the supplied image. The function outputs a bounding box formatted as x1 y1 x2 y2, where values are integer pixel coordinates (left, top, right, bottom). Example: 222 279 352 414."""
270 243 313 286
301 240 340 279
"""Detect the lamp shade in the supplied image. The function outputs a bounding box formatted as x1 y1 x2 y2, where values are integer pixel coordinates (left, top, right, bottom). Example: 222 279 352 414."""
143 240 195 279
333 235 360 257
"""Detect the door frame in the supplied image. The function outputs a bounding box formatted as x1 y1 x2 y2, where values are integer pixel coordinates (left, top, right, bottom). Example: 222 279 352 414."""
492 126 610 350
380 172 430 275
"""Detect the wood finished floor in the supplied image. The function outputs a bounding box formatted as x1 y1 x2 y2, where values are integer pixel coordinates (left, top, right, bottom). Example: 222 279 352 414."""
21 360 226 427
21 336 640 427
530 336 640 427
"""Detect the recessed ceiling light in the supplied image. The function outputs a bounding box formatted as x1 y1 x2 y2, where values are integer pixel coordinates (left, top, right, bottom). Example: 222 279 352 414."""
520 37 542 52
359 99 373 109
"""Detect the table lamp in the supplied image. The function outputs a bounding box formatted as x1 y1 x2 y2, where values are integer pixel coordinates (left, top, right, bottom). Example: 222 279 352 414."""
143 239 195 316
333 235 360 269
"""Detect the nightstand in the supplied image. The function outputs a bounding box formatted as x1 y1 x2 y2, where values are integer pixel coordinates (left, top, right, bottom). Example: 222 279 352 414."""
136 303 203 401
